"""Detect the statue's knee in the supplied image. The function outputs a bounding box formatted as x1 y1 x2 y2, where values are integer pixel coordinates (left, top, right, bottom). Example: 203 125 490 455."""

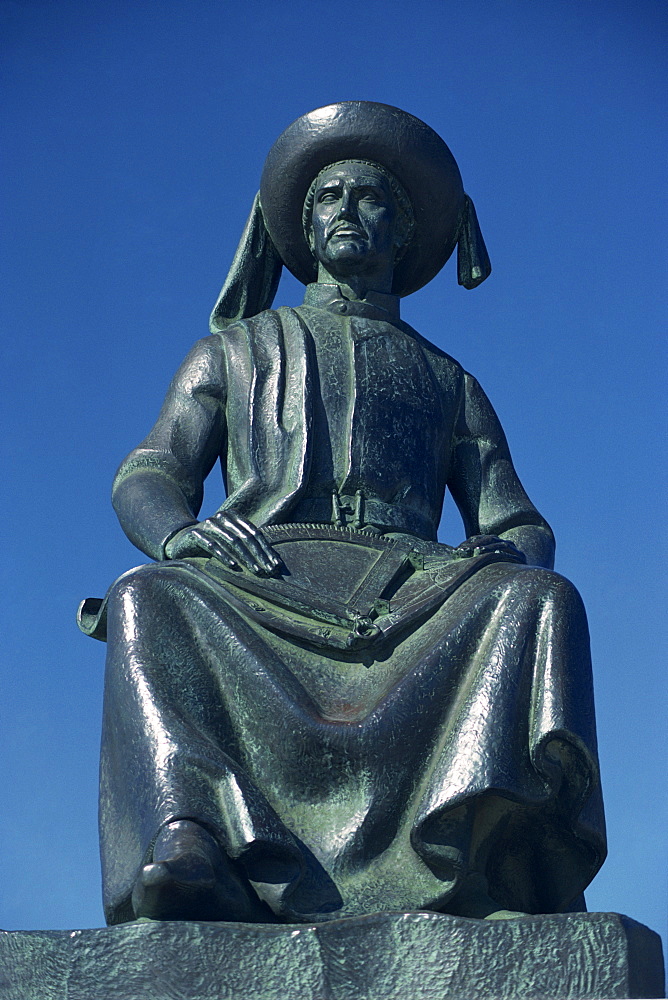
506 565 585 610
106 562 174 613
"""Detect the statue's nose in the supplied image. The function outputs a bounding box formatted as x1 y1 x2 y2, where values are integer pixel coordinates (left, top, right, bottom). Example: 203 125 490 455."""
337 190 357 220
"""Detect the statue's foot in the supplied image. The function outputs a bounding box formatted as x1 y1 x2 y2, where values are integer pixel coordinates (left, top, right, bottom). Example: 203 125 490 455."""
483 909 527 920
131 820 256 922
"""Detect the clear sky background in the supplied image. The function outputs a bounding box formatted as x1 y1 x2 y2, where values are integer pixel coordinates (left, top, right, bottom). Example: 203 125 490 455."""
1 0 666 954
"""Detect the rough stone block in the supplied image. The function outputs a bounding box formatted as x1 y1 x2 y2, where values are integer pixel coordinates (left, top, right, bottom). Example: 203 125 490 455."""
0 911 663 1000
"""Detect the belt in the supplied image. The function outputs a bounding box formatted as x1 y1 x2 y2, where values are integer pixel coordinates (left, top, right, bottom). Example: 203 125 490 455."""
292 492 436 541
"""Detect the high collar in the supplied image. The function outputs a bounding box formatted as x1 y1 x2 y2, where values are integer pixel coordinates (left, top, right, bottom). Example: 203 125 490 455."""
302 283 401 323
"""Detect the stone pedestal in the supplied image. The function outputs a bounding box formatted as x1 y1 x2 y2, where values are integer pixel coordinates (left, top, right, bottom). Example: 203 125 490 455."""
0 911 663 1000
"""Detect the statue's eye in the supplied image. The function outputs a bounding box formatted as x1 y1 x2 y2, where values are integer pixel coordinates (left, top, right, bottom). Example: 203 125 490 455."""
318 190 340 203
359 187 384 203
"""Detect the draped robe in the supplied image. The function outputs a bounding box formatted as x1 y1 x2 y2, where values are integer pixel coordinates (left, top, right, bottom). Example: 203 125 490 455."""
84 284 605 925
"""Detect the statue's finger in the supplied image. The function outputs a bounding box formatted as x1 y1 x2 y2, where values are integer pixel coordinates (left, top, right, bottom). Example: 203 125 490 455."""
212 513 281 573
223 510 268 542
236 519 284 572
190 529 238 568
203 521 267 575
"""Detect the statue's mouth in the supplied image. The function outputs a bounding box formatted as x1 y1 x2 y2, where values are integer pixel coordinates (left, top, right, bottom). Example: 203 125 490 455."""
329 226 366 240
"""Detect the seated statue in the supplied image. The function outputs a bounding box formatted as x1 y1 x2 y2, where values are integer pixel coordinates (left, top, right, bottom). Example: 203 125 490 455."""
79 102 605 926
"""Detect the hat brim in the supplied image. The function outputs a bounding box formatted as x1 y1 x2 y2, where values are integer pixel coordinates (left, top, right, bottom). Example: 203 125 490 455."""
259 102 465 298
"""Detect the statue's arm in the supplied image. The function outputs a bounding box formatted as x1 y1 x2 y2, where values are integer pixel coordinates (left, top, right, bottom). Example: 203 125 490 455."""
111 336 227 561
448 372 555 569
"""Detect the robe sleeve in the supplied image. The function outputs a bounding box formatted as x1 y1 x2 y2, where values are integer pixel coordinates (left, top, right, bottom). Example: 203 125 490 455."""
111 335 227 561
448 372 555 568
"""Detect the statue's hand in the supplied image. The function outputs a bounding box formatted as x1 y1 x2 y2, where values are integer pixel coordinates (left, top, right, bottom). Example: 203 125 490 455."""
455 534 525 563
164 511 283 576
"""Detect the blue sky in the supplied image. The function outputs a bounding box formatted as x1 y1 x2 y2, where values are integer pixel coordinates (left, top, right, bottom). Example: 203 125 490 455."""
1 0 666 952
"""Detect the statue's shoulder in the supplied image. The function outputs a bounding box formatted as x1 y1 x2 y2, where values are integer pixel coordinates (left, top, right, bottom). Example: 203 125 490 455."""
209 310 309 379
210 308 282 337
171 333 226 378
398 320 465 388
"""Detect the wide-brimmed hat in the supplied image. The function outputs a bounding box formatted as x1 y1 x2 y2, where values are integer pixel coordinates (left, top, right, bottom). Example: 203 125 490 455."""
211 102 490 331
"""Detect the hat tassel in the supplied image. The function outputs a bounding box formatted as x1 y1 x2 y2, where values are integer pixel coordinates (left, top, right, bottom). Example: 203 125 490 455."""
210 192 283 332
457 195 491 289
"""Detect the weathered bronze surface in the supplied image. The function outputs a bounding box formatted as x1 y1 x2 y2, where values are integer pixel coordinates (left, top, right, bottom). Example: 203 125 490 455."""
79 102 606 927
2 913 665 999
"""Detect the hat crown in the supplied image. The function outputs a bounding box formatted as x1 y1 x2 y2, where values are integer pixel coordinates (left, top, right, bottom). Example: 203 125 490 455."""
260 102 465 297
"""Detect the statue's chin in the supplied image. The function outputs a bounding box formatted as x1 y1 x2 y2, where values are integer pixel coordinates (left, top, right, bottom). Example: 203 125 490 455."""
323 242 369 268
319 249 391 287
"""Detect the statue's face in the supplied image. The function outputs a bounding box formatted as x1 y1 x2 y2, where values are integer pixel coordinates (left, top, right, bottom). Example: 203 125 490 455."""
309 162 398 279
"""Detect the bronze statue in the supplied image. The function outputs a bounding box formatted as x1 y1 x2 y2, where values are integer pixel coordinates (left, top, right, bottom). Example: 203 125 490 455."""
79 102 605 926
